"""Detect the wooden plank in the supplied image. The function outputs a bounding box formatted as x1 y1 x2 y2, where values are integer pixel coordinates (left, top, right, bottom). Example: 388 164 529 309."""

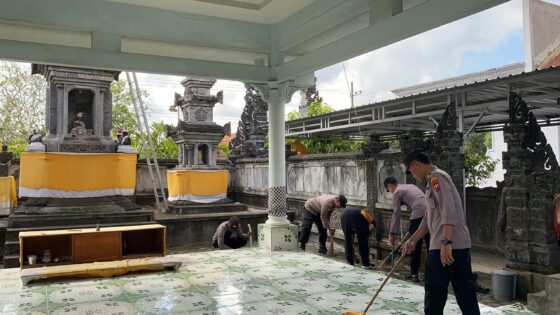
19 224 165 238
72 232 121 264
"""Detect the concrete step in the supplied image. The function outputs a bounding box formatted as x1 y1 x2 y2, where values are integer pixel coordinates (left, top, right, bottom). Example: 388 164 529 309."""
168 203 248 215
3 254 20 268
8 211 154 228
527 290 547 315
544 274 560 315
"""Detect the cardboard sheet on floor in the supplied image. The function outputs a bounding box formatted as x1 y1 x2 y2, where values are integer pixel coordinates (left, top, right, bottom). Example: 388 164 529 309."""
20 256 182 285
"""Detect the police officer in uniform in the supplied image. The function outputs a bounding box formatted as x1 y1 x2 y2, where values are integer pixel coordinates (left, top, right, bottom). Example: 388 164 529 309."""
340 206 375 268
299 194 347 254
403 150 479 315
384 176 430 282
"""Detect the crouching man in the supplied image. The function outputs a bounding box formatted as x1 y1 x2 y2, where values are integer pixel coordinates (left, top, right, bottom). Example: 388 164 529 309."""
212 216 251 250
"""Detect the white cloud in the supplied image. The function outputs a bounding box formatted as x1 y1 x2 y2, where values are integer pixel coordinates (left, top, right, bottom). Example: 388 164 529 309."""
315 0 526 110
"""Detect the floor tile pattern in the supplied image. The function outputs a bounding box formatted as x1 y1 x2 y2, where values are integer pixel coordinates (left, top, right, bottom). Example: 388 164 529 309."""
0 249 536 314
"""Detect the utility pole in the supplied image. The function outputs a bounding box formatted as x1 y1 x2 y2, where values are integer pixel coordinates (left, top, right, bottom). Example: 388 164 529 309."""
350 82 362 108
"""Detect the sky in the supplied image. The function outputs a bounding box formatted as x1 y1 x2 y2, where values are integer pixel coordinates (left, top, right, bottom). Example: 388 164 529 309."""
136 0 560 131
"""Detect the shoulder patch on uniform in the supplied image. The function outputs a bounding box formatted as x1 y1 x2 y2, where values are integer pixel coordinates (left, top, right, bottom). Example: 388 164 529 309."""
431 175 441 192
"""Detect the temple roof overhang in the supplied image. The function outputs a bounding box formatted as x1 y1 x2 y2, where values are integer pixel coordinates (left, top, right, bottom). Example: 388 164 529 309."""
0 0 507 83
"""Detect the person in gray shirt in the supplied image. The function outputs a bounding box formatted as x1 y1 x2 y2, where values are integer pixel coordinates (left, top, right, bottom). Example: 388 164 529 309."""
403 150 479 315
299 194 347 254
384 176 430 282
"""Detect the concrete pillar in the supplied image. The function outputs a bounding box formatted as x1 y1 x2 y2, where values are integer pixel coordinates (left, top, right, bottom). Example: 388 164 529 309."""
246 78 313 251
193 144 199 166
265 87 289 226
207 144 213 166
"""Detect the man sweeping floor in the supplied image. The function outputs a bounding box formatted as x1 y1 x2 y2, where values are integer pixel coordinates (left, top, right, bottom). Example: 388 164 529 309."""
403 150 480 315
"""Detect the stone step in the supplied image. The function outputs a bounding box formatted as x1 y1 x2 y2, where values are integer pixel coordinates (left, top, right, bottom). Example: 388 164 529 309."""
8 211 154 228
168 203 248 215
4 240 19 256
527 290 547 315
3 254 20 268
544 274 560 315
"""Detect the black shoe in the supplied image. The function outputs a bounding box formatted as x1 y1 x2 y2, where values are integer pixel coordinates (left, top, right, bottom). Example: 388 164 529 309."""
474 282 490 294
405 274 420 282
360 264 375 270
298 244 306 252
318 246 327 254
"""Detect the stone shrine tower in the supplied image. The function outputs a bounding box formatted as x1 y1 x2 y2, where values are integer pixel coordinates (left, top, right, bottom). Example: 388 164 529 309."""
168 78 225 168
32 65 119 152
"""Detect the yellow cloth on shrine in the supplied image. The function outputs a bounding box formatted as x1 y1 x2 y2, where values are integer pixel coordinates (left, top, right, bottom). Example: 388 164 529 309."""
19 152 136 197
0 176 17 215
167 169 228 203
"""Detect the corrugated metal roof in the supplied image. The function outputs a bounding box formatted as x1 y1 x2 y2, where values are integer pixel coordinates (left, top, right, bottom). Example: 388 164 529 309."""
285 66 560 138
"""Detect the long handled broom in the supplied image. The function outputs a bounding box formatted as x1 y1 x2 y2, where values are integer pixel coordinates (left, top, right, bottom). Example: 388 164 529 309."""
342 252 407 315
379 232 410 269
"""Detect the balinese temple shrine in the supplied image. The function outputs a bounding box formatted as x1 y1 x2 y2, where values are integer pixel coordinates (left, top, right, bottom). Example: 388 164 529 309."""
4 64 178 283
166 78 231 205
20 65 136 198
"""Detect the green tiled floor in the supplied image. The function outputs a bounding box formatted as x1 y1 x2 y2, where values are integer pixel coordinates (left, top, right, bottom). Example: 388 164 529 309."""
0 249 535 314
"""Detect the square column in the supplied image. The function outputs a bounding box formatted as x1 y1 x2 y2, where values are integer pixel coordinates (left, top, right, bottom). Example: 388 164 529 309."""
247 77 313 251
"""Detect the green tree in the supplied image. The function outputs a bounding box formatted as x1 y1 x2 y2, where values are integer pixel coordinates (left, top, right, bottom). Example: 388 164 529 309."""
287 101 364 153
464 132 498 186
132 121 178 160
110 80 142 136
0 61 46 144
218 143 230 158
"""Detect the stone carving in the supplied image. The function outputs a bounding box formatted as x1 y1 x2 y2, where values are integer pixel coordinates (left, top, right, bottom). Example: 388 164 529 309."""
33 65 119 152
509 92 529 123
26 127 46 152
229 87 268 158
399 130 432 154
59 143 113 153
194 108 208 121
116 128 136 154
502 92 560 273
508 92 559 171
70 112 87 137
167 77 225 168
299 79 321 118
362 135 389 156
28 127 43 144
436 101 456 133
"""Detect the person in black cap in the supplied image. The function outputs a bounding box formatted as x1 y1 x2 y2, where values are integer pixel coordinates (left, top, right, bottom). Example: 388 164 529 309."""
384 176 430 282
299 194 347 254
212 216 251 250
403 150 479 314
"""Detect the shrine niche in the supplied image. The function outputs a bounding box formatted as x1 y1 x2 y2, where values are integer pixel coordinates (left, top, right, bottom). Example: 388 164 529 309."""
32 65 118 153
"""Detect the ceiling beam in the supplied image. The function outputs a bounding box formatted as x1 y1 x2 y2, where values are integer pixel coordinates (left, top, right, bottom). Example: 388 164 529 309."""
275 0 370 52
0 39 273 82
275 0 508 81
0 0 271 54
